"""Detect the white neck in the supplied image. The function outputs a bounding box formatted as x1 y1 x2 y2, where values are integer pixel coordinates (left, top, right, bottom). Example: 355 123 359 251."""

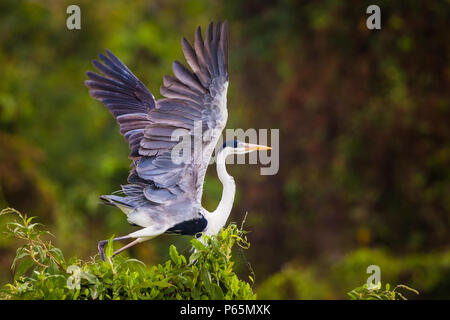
205 148 236 235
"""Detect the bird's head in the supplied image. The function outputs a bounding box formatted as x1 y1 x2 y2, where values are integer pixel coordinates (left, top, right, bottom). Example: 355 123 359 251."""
221 139 271 155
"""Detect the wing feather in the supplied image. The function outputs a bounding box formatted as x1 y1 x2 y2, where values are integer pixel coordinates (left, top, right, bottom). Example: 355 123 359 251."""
85 50 155 159
86 22 229 228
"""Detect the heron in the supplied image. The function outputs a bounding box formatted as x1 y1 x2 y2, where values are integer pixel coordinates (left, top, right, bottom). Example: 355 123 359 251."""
85 21 271 261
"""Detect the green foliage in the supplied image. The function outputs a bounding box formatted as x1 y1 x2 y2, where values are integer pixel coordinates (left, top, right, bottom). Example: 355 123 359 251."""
348 283 419 300
258 248 448 299
0 208 255 300
332 248 449 299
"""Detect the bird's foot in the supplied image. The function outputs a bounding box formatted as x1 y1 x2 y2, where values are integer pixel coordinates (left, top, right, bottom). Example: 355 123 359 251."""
98 240 108 261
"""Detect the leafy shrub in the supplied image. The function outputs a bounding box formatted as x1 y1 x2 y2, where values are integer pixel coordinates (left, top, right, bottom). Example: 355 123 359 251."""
332 248 449 299
348 283 419 300
257 247 443 299
0 208 255 300
258 263 420 300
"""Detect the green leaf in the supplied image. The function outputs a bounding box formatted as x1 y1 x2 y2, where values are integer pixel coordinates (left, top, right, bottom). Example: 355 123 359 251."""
169 245 180 265
37 246 46 262
191 238 206 252
26 216 36 224
11 246 28 270
201 268 213 296
105 235 115 259
47 259 60 274
212 284 224 299
189 251 202 264
14 259 35 281
153 280 173 288
49 247 65 262
27 222 43 231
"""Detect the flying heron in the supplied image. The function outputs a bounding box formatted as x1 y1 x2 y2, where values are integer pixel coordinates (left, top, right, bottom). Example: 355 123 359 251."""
85 21 271 260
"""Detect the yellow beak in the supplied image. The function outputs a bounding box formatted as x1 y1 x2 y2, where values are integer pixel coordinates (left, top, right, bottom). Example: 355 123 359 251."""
244 143 272 151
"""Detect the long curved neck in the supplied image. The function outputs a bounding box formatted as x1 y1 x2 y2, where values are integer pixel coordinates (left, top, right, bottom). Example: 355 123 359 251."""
206 149 236 235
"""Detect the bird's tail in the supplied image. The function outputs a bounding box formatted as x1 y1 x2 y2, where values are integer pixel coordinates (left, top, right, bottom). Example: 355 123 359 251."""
100 195 134 215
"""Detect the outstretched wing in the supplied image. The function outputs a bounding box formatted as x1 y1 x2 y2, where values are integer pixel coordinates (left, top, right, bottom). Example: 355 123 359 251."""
85 50 156 159
85 22 229 215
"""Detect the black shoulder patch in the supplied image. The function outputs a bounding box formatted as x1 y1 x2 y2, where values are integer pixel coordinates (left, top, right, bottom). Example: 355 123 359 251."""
165 216 208 236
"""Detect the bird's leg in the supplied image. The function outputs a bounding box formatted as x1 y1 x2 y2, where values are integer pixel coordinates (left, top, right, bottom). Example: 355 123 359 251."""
98 235 131 261
112 238 142 258
98 226 162 261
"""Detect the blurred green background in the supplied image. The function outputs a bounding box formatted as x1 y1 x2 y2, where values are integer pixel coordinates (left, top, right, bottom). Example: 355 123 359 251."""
0 0 448 299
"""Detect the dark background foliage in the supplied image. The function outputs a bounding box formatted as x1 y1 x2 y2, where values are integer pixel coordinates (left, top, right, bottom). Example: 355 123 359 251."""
0 0 448 299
